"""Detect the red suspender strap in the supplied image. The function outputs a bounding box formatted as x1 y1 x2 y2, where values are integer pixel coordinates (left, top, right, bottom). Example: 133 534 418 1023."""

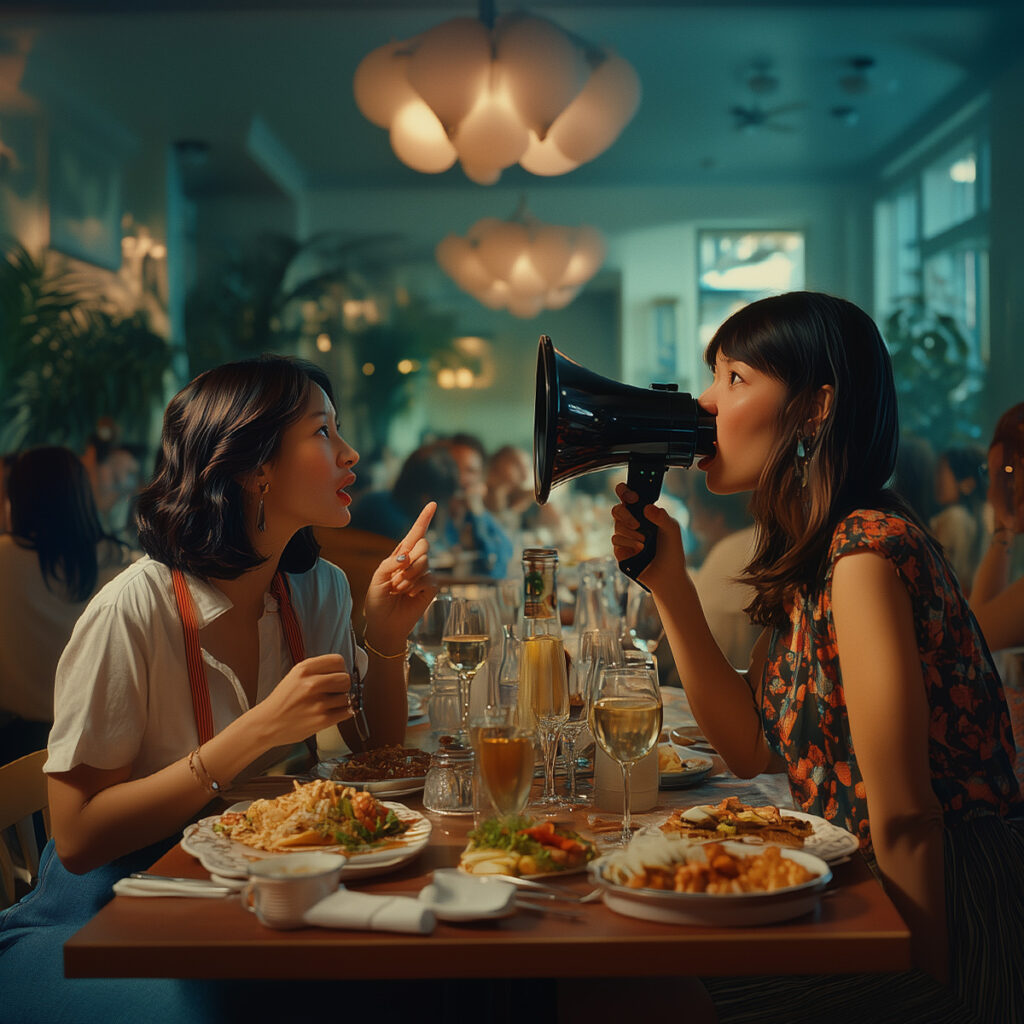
271 573 306 664
171 569 307 748
171 568 216 745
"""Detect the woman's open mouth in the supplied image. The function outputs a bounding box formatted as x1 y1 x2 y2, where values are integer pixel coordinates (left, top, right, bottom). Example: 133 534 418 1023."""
697 446 717 471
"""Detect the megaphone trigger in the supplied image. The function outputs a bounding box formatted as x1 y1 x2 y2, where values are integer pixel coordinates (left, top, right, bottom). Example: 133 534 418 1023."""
617 457 667 591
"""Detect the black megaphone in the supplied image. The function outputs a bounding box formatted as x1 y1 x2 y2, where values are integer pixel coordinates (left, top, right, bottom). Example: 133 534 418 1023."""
533 335 716 587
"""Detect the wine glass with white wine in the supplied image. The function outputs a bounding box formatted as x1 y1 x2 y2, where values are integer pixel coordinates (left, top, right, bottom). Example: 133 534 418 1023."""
442 597 491 738
592 664 663 846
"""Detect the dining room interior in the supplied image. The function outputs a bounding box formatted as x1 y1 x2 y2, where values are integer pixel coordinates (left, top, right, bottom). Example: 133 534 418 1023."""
0 0 1021 464
2 2 1024 1022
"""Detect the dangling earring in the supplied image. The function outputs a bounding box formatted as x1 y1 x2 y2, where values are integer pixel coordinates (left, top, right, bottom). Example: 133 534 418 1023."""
795 435 812 488
256 482 270 533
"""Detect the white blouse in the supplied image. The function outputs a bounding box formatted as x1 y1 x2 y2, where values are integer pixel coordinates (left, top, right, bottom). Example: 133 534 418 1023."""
0 536 133 723
45 555 367 780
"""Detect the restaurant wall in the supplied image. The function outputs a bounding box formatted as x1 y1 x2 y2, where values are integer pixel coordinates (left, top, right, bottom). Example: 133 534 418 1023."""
609 182 870 394
380 257 620 459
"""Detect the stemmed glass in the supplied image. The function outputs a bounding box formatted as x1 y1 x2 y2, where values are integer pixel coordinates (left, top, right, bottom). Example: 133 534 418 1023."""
518 631 569 807
626 582 665 654
561 629 622 806
409 592 454 675
442 597 491 738
494 578 522 629
592 663 663 846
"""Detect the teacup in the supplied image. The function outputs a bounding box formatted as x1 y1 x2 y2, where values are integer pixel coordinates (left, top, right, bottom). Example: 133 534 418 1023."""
244 852 346 930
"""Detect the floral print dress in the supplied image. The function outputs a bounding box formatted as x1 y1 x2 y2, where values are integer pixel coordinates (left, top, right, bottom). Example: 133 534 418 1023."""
760 508 1020 852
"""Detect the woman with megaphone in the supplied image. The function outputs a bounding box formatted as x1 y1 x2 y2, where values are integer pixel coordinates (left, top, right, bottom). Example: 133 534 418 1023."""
611 291 1023 1024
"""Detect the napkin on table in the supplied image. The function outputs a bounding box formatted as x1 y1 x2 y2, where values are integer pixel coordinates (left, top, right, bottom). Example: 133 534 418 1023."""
303 887 435 934
113 877 235 898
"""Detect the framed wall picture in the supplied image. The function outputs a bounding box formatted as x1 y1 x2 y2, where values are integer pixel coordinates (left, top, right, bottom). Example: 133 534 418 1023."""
48 124 122 271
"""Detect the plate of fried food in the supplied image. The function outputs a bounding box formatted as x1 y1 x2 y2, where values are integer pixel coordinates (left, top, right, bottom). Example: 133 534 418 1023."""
459 817 598 878
590 830 832 926
182 779 431 881
658 744 714 789
659 796 860 864
317 745 432 797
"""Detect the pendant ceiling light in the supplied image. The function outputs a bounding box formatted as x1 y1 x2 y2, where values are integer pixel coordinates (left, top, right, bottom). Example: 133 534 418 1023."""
353 5 641 185
436 201 606 318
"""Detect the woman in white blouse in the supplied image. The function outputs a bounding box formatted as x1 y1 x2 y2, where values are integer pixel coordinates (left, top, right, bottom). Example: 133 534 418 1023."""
0 355 436 1022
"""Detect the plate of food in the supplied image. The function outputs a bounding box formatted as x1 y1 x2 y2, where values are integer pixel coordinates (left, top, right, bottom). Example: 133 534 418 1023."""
181 779 431 881
317 745 432 798
590 830 832 927
658 744 714 789
659 796 860 864
458 817 598 878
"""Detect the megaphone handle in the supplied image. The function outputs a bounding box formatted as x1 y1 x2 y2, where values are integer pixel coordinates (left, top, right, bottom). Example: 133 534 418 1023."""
618 458 667 592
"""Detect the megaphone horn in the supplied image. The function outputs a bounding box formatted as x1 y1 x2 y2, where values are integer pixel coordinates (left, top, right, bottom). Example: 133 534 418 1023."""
533 335 715 586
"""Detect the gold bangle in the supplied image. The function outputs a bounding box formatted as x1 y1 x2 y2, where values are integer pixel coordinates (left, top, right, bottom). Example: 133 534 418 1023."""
362 636 407 659
188 747 223 796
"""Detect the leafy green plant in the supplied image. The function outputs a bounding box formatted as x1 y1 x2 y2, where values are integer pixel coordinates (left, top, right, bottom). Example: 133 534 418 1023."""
344 296 456 453
185 231 458 453
0 241 171 451
183 231 404 375
882 298 983 448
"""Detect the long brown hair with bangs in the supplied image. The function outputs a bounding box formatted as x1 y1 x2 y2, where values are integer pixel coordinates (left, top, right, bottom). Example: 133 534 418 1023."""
705 292 920 629
135 355 334 580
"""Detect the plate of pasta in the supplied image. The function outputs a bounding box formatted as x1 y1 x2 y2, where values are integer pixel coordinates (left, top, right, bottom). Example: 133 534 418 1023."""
181 779 431 881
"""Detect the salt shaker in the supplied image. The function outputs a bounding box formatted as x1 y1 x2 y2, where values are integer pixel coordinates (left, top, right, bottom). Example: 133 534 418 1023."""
422 739 475 815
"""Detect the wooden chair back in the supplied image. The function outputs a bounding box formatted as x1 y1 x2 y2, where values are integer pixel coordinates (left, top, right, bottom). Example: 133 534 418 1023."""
314 527 397 634
0 749 50 909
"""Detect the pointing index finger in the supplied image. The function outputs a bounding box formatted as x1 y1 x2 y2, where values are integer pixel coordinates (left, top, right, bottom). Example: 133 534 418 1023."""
395 501 436 558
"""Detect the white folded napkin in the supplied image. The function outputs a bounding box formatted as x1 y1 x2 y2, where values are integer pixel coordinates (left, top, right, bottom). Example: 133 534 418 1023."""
113 877 235 898
303 887 436 934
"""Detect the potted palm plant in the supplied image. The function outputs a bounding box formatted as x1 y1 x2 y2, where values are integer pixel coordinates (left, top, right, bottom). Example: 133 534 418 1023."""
0 241 171 451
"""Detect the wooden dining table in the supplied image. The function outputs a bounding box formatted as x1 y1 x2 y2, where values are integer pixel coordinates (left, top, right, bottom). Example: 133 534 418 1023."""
63 696 911 983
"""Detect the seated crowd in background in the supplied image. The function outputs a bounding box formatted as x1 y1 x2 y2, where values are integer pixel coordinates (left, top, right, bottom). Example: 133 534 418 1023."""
350 432 517 578
929 445 987 596
0 446 133 764
969 401 1024 785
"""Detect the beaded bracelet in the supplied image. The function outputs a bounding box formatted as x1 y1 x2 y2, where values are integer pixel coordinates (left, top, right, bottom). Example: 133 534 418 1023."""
188 747 223 796
362 636 407 659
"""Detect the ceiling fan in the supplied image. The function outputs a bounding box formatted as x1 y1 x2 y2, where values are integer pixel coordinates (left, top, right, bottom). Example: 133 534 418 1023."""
730 101 805 134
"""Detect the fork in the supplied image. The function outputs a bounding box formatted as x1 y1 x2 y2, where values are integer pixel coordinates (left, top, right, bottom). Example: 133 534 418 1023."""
488 876 603 903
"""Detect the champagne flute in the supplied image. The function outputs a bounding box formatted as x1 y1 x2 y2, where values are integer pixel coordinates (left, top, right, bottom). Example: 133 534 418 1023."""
476 724 536 821
518 631 569 806
560 661 591 806
592 665 663 846
442 597 491 738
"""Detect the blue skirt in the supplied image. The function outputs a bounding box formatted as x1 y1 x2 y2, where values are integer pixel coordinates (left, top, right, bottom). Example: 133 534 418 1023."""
0 837 221 1024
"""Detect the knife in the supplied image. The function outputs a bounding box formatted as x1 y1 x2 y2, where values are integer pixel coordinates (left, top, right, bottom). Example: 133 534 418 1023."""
128 872 236 892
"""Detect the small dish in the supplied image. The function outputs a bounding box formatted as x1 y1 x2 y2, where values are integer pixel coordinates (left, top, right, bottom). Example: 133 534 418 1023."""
418 868 517 921
660 752 715 790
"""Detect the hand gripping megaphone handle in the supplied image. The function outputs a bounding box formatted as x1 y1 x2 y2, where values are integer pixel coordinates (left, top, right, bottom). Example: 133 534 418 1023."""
617 456 667 591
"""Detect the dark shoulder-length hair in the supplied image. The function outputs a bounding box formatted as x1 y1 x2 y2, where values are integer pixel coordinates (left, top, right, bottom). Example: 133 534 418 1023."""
8 445 114 602
135 355 334 580
705 291 920 628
